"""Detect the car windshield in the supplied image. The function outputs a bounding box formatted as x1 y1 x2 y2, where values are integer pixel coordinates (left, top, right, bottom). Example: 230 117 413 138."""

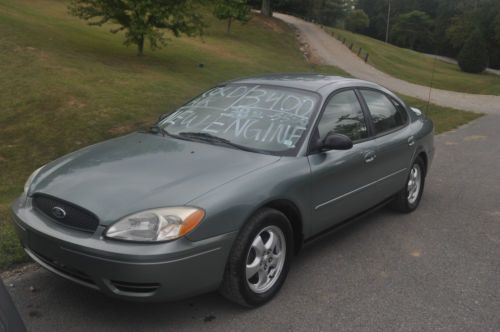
158 84 320 155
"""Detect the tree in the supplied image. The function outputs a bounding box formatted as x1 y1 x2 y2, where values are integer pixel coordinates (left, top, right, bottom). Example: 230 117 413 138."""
391 10 433 51
494 12 500 44
318 0 348 26
68 0 205 56
445 13 476 49
214 0 251 33
345 9 369 32
261 0 272 17
458 29 489 73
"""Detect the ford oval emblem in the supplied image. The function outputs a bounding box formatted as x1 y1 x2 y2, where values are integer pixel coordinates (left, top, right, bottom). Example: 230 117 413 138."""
51 206 67 219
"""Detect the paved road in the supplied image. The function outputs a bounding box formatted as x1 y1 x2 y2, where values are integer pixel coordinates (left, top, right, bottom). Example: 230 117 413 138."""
5 114 500 331
275 13 500 115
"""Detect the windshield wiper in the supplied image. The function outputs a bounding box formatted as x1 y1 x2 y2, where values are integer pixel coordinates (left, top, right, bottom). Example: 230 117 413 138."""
149 125 180 139
149 125 166 136
178 132 261 153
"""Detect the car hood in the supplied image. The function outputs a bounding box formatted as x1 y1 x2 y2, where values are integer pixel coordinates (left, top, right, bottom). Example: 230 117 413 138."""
30 132 280 224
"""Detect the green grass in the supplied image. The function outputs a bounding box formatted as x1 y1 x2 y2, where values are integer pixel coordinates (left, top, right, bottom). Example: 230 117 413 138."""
398 96 483 134
327 27 500 96
0 0 482 270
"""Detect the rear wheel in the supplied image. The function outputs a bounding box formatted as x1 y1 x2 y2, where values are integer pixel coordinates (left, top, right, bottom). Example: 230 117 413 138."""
219 208 293 307
390 157 426 213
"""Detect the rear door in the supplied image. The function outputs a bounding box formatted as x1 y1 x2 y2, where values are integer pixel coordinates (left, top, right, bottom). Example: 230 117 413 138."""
358 89 415 196
308 89 380 234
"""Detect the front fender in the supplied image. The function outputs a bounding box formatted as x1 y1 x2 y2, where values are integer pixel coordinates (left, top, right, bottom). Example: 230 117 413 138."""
185 157 312 242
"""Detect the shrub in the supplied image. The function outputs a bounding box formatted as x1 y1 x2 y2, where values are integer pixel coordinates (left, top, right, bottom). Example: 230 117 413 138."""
458 29 489 73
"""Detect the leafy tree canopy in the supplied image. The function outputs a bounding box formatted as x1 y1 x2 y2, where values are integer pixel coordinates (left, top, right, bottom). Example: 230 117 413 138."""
214 0 251 33
345 9 369 33
446 12 477 49
391 10 433 51
69 0 206 56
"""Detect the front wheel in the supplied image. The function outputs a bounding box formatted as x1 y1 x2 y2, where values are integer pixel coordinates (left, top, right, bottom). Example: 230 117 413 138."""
390 157 426 213
219 208 293 307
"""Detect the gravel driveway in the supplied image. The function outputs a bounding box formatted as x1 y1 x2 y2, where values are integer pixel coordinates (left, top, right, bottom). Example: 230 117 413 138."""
275 13 500 115
5 113 500 331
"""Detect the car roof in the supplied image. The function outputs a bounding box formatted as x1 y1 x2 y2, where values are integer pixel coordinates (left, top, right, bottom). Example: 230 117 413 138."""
226 74 374 92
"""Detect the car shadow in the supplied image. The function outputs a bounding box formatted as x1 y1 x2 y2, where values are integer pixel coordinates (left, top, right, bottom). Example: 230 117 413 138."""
15 206 403 330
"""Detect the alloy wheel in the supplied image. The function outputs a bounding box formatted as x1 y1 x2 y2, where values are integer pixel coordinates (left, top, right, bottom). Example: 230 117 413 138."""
245 225 286 294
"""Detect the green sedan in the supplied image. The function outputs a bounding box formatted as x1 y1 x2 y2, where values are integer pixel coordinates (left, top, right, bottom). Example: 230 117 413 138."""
11 74 434 307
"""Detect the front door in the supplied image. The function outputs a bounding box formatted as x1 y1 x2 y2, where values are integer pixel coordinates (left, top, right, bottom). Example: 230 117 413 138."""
308 89 379 234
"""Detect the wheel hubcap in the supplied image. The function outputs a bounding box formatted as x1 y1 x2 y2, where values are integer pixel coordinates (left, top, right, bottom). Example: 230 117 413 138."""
245 226 286 294
407 164 422 204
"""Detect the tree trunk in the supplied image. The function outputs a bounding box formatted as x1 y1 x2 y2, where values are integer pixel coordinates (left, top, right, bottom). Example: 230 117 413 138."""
137 35 144 56
227 17 232 34
261 0 272 17
385 0 391 43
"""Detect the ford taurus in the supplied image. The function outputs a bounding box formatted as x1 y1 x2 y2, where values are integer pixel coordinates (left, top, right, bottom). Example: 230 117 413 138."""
11 74 434 307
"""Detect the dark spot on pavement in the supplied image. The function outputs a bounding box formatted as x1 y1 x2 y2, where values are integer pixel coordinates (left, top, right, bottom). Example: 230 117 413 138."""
204 315 216 322
29 310 42 318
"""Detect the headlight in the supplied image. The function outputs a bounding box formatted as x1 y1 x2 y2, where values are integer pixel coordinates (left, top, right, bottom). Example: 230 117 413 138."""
24 166 44 194
106 207 205 242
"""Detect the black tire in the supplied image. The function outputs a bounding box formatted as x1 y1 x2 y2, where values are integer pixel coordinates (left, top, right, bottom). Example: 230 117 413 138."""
219 208 294 307
390 156 426 213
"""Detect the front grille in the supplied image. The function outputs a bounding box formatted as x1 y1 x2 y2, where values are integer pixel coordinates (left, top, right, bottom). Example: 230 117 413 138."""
32 194 99 232
31 249 96 286
110 280 160 294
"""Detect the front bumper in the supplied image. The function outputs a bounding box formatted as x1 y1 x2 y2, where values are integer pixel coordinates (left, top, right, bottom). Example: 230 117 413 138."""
11 197 236 302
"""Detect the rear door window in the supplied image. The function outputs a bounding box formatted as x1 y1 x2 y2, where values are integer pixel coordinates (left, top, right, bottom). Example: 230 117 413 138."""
360 89 407 134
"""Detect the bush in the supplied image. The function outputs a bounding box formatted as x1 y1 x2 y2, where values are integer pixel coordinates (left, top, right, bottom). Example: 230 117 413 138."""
458 29 489 73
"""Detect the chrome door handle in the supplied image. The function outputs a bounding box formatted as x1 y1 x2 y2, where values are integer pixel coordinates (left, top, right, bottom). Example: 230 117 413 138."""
364 152 376 163
408 136 415 146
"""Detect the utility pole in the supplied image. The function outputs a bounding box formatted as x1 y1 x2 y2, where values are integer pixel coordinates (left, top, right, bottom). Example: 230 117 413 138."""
385 0 391 43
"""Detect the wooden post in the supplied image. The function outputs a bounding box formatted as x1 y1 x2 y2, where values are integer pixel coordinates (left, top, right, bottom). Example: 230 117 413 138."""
364 53 369 63
358 47 362 56
349 42 354 50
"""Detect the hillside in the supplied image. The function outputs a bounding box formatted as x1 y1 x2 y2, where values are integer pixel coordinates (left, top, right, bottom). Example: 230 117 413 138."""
329 28 500 95
0 0 481 269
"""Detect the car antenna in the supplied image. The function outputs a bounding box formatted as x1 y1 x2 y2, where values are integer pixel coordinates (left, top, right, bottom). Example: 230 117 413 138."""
425 55 437 115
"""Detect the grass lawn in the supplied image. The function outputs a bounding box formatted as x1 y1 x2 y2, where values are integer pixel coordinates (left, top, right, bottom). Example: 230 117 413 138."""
327 28 500 96
0 0 482 270
398 96 482 134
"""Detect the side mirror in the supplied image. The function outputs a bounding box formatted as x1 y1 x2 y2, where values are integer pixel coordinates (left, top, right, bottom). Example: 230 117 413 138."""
321 132 353 151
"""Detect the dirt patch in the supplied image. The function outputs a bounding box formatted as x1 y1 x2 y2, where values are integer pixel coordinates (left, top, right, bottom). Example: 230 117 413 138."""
254 15 286 33
181 38 251 63
15 46 50 62
1 262 39 281
108 124 134 135
66 96 87 109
